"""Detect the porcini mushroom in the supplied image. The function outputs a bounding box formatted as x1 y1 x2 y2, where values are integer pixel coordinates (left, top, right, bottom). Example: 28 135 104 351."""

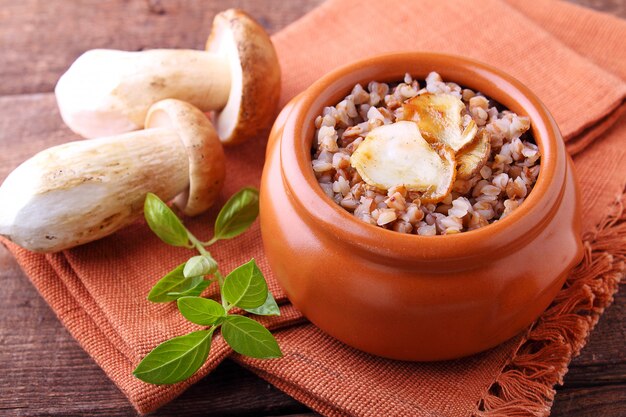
0 99 225 253
402 93 478 152
456 130 491 180
350 121 456 203
55 9 280 145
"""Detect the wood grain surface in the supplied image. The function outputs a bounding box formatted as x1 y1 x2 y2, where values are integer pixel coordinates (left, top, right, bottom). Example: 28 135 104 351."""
0 1 624 416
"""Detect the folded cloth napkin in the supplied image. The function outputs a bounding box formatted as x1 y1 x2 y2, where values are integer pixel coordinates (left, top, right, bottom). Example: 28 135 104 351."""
2 0 625 415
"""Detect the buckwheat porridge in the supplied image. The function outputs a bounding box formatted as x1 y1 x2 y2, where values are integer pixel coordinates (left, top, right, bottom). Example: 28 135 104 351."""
311 72 541 235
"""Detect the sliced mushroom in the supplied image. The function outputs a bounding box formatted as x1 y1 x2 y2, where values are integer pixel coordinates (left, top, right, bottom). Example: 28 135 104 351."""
55 9 280 145
350 121 455 203
0 99 225 253
402 93 477 152
457 130 491 180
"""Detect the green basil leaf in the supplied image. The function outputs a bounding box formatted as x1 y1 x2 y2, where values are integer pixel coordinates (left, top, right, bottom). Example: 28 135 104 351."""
133 330 213 384
144 193 189 247
177 296 226 326
221 315 282 359
213 187 259 241
244 291 280 316
222 259 268 309
166 279 211 298
148 264 204 303
183 255 218 278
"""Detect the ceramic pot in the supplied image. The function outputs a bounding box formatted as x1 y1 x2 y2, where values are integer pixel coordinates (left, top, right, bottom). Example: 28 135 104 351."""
260 53 583 361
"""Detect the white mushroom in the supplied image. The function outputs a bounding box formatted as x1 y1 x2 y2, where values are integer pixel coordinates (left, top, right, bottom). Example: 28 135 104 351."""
0 99 225 253
55 49 231 138
350 121 456 203
55 9 280 145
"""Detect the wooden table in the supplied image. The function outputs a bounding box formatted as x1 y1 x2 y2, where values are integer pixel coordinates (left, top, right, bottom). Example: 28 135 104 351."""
0 1 624 416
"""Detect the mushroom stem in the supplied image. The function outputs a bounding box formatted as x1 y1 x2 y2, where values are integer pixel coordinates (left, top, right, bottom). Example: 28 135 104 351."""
55 49 231 138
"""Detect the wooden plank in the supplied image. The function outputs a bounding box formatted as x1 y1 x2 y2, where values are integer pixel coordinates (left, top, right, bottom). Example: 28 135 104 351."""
569 0 626 17
0 0 324 96
560 287 626 388
0 1 622 97
0 93 77 179
552 384 626 417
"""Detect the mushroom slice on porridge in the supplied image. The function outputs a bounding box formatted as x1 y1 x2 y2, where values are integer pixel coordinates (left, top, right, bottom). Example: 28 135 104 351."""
350 121 455 203
402 93 477 152
457 130 491 180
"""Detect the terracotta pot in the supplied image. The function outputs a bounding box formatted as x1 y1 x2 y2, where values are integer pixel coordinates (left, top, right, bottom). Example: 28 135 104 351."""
260 53 583 361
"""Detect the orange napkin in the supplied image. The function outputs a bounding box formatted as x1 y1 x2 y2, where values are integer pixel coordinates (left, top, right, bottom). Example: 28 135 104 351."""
3 0 625 415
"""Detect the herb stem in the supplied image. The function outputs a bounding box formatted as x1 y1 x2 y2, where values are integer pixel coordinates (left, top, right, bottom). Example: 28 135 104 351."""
201 236 219 246
188 230 229 308
215 270 224 287
188 231 211 257
215 270 229 309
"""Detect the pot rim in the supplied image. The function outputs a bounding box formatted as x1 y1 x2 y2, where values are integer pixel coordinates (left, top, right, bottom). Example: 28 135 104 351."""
279 52 567 261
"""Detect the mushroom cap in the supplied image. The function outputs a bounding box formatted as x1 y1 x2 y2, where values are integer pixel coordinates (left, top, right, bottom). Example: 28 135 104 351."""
206 9 281 146
146 99 226 216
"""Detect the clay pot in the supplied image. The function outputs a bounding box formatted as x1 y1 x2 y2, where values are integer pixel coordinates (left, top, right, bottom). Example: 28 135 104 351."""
260 53 583 361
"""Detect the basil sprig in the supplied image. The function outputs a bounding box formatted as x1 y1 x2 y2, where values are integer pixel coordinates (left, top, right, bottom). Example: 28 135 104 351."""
134 188 281 385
